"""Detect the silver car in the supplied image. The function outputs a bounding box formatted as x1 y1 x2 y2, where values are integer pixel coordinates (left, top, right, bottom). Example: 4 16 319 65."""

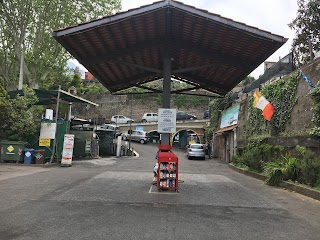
122 130 149 144
187 143 205 160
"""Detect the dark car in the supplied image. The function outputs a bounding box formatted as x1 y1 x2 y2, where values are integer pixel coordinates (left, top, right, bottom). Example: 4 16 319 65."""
204 110 209 119
176 111 197 121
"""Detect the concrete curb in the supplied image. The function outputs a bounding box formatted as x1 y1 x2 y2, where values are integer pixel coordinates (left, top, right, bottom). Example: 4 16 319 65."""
229 164 267 181
229 164 320 201
0 162 58 168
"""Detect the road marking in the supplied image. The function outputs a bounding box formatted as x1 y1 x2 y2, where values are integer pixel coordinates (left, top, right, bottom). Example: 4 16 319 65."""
148 185 178 194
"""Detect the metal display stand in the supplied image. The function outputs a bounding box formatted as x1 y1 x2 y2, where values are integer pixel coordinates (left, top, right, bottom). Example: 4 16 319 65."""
157 144 178 192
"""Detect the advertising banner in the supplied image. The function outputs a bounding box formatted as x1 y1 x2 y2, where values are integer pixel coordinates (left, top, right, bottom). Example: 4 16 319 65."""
220 105 240 129
61 134 75 165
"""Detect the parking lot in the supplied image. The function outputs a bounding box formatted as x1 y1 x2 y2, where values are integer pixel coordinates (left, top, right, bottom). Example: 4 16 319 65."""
0 143 320 240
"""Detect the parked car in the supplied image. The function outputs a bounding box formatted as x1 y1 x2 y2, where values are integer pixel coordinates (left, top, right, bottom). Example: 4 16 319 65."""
176 111 197 121
122 130 149 144
111 115 134 124
204 110 209 119
96 124 122 137
141 113 158 122
187 143 206 160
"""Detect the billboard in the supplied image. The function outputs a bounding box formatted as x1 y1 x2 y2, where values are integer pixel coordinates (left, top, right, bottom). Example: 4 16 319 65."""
220 105 240 129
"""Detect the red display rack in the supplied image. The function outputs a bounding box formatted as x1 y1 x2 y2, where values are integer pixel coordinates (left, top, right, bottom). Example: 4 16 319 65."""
157 144 178 192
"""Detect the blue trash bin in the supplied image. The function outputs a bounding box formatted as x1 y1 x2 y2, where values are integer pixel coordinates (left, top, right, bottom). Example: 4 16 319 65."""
24 148 34 164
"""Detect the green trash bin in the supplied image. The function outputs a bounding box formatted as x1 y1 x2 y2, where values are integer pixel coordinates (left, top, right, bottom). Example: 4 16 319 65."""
0 141 26 163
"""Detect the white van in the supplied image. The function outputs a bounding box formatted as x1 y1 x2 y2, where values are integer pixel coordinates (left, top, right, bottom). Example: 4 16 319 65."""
141 113 158 122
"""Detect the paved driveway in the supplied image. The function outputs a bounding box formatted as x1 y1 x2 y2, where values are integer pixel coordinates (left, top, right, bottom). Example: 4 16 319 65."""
0 143 319 240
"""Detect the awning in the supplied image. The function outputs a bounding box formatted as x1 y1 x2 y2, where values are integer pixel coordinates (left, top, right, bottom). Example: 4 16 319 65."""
8 89 99 106
52 0 287 96
215 124 237 133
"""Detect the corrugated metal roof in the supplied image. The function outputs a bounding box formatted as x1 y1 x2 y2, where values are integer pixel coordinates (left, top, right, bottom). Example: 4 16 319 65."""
216 124 238 133
52 0 287 96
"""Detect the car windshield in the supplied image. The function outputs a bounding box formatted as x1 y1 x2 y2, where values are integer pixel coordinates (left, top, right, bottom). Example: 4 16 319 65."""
190 144 203 149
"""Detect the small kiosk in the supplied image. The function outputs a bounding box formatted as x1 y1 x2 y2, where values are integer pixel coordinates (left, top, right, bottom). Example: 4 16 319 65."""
157 144 178 192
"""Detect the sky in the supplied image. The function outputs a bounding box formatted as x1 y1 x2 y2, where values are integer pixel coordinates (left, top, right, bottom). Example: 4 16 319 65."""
69 0 298 79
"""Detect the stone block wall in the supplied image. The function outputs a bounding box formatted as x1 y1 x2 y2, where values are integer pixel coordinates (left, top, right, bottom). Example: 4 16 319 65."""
72 94 209 122
285 57 320 133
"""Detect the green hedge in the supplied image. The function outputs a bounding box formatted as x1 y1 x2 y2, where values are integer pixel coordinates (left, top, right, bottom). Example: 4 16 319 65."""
232 144 320 189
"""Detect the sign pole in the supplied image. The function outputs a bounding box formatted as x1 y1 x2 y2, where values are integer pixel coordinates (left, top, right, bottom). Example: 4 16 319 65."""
49 85 61 164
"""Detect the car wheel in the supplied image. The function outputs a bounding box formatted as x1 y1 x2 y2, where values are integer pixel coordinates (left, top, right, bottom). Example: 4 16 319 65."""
187 156 191 160
140 139 145 144
142 119 147 123
111 121 116 124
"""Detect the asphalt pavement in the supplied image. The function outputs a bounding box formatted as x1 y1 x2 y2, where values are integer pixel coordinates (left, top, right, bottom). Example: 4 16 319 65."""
0 143 320 240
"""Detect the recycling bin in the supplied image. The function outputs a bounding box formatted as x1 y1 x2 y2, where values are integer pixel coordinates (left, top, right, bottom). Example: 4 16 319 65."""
33 149 45 164
1 141 25 162
24 148 34 164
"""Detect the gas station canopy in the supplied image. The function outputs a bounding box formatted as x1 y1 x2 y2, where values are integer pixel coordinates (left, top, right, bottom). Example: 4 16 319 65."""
52 0 287 96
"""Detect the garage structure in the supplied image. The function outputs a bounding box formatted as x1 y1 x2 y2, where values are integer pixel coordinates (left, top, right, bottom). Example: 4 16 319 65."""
52 0 287 144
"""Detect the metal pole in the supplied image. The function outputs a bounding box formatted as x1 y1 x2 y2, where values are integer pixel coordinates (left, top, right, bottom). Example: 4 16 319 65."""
161 8 172 145
67 102 72 134
129 94 133 152
49 85 61 164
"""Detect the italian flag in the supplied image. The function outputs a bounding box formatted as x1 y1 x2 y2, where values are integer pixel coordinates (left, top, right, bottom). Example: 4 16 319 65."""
253 90 275 121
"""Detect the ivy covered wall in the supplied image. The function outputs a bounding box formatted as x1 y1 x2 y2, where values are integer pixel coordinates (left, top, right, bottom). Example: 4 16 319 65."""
236 57 320 144
236 72 299 143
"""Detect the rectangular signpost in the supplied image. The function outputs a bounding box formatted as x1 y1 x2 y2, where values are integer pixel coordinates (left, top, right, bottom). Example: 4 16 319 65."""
158 108 177 134
61 134 75 166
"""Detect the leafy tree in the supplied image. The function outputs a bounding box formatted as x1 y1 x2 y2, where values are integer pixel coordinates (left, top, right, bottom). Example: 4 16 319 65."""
289 0 320 65
0 77 12 140
0 86 42 141
69 73 83 90
82 82 109 95
0 0 121 89
238 76 255 87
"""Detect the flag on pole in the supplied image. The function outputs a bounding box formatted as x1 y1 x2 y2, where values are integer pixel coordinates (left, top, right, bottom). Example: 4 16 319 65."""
253 90 275 121
300 69 315 89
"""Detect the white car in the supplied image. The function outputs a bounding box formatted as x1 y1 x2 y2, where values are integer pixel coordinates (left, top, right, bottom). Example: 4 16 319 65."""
111 115 134 124
187 143 206 160
141 113 158 122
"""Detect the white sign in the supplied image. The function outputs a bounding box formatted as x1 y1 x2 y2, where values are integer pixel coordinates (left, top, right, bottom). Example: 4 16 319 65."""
63 134 75 149
85 139 91 153
158 108 176 133
40 122 57 139
61 148 73 165
61 134 75 165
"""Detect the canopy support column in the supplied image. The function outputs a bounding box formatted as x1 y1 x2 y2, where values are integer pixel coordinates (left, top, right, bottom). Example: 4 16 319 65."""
161 7 172 145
